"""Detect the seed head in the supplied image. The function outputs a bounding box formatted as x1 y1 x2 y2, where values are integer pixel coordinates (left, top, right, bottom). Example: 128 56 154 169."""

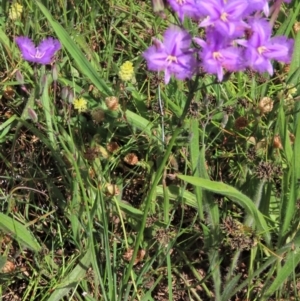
273 135 282 149
124 153 139 165
293 22 300 33
258 97 273 114
105 96 119 111
91 108 105 123
105 183 120 196
235 116 248 130
107 141 119 153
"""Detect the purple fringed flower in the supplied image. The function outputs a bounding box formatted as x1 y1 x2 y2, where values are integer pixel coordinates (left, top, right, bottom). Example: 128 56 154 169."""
194 29 245 81
15 37 61 64
237 18 294 75
143 26 196 84
199 0 249 37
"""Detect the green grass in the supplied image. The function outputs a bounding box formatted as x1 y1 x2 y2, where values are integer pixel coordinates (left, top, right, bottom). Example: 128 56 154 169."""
1 0 300 300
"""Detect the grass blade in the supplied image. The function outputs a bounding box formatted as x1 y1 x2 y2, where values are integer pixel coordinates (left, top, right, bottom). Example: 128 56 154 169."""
0 213 41 252
177 175 271 243
262 250 300 299
47 248 91 301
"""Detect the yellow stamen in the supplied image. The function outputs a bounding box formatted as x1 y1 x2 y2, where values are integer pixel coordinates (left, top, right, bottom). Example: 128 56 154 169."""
257 46 267 54
213 52 222 60
166 55 178 64
220 12 228 21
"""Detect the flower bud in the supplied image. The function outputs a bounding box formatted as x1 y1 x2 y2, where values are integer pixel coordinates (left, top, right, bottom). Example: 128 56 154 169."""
221 113 229 128
41 74 48 92
15 70 24 85
52 64 58 81
28 108 38 123
61 86 69 101
68 89 75 104
152 0 165 13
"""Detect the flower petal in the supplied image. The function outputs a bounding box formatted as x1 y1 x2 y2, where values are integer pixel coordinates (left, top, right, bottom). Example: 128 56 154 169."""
36 38 61 64
15 37 38 63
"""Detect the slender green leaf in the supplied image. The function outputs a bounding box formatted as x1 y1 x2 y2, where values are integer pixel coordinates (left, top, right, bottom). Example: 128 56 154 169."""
287 30 300 85
125 110 153 137
189 119 204 220
278 116 300 243
47 249 91 301
177 176 271 243
262 250 300 299
0 213 41 252
221 274 241 301
41 75 57 148
0 255 7 271
277 106 293 164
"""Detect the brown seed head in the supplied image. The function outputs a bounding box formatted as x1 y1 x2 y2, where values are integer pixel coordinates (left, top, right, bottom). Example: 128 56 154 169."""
105 96 119 111
123 248 146 265
88 167 96 179
289 132 295 144
3 86 15 100
107 141 119 153
273 135 282 149
293 22 300 33
283 64 290 74
2 261 15 273
124 153 139 165
235 116 248 130
105 183 120 196
91 108 105 123
258 97 273 114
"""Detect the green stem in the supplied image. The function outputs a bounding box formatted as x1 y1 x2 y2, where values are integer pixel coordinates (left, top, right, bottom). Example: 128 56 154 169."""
122 76 200 286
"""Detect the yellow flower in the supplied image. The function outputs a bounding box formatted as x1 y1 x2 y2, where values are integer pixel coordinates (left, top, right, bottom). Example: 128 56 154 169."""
118 61 134 81
287 84 297 95
9 3 23 20
73 98 88 113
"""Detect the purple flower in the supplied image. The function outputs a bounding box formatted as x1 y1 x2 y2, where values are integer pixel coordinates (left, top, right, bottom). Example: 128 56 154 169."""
199 0 249 37
194 29 245 81
237 18 294 75
167 0 205 22
15 37 61 64
244 0 270 16
143 26 196 84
